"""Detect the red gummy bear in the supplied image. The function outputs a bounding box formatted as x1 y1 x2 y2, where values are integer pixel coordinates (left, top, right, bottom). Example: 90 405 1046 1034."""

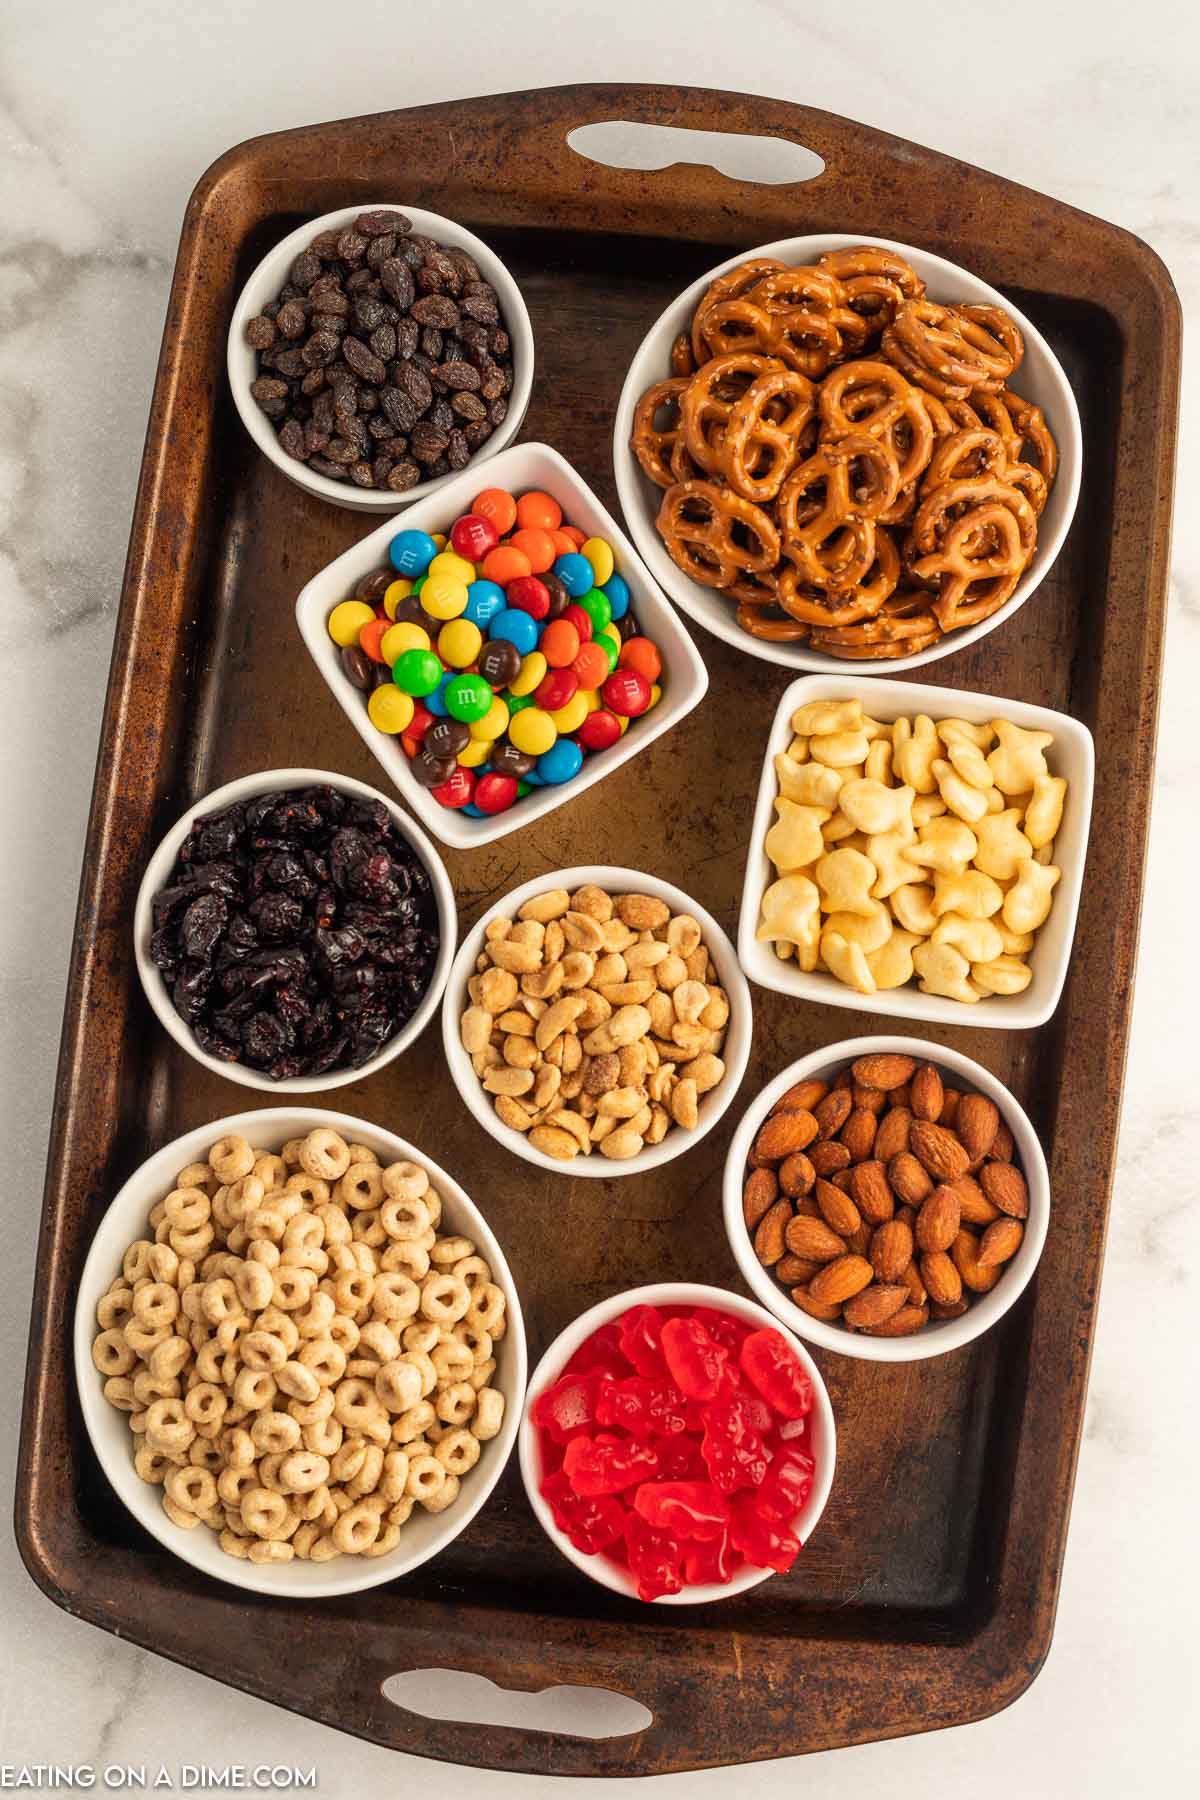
654 1435 708 1482
618 1305 666 1378
562 1432 660 1497
660 1316 729 1402
633 1480 730 1542
739 1329 814 1420
728 1492 802 1573
682 1528 740 1587
565 1320 624 1374
623 1511 684 1602
530 1366 615 1443
541 1471 626 1554
595 1375 688 1439
755 1447 815 1524
699 1393 770 1494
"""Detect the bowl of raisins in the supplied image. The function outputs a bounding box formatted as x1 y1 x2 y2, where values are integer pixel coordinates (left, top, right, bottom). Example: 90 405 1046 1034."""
134 768 455 1091
228 204 534 513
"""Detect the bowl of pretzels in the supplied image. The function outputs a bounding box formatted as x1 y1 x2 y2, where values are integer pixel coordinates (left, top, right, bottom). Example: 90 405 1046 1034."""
613 236 1081 670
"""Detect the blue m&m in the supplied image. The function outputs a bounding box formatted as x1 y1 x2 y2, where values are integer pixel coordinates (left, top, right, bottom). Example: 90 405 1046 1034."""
552 552 594 598
389 528 438 578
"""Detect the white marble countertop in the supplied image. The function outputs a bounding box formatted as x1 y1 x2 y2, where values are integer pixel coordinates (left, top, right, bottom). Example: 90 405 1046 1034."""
2 1 1194 1792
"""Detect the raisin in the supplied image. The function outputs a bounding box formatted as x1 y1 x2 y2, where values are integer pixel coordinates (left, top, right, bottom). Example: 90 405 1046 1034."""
336 228 368 263
435 360 481 391
410 420 450 462
356 209 411 236
342 337 387 383
289 252 321 289
394 316 419 360
447 428 470 469
386 459 421 493
410 294 460 331
276 300 307 339
244 314 276 349
369 323 397 362
452 390 487 421
279 418 307 460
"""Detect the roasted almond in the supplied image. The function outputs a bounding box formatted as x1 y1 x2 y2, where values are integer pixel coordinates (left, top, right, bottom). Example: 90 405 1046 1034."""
851 1082 888 1115
979 1161 1029 1219
849 1159 894 1225
850 1052 916 1090
790 1286 842 1322
784 1214 846 1263
870 1218 913 1283
769 1078 828 1116
938 1087 960 1127
956 1093 999 1161
888 1150 934 1205
843 1283 909 1329
864 1304 929 1337
830 1167 857 1195
809 1253 875 1306
742 1167 778 1232
754 1109 819 1162
874 1105 912 1164
792 1194 822 1219
989 1119 1014 1162
916 1185 961 1254
909 1063 945 1122
846 1223 873 1257
930 1298 968 1319
809 1139 852 1176
779 1150 817 1197
816 1177 862 1238
813 1087 853 1140
839 1107 878 1163
978 1217 1024 1267
950 1227 1001 1292
753 1199 792 1266
920 1249 963 1307
776 1254 821 1285
909 1119 971 1182
901 1259 928 1307
953 1174 1000 1226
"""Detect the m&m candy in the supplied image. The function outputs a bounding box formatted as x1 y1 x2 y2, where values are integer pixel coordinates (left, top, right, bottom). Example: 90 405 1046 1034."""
326 489 666 820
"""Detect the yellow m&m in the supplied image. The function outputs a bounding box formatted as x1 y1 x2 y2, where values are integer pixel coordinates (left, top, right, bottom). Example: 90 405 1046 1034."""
549 691 589 735
438 618 483 668
328 600 375 647
510 651 548 697
421 575 469 620
383 578 414 619
469 695 510 741
508 707 557 756
429 550 476 586
367 686 415 734
380 621 430 663
581 536 615 586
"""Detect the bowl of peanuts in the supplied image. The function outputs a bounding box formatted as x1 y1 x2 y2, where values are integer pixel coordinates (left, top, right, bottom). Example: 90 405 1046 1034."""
442 868 752 1175
723 1040 1050 1361
75 1110 526 1595
738 679 1094 1028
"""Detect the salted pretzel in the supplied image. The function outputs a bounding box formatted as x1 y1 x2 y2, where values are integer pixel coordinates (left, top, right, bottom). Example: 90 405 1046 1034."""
819 360 936 524
690 258 787 364
678 352 777 475
883 300 1014 400
632 377 690 488
950 305 1024 389
808 588 942 657
670 332 696 378
776 527 900 626
817 246 925 339
909 503 1030 630
1000 389 1058 488
922 426 1010 489
911 475 1037 563
718 366 817 502
735 596 812 642
656 480 781 589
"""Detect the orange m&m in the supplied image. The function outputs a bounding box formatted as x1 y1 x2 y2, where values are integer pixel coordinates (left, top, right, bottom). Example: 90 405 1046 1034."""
515 490 562 531
472 487 518 535
509 527 557 573
618 636 663 683
481 544 533 585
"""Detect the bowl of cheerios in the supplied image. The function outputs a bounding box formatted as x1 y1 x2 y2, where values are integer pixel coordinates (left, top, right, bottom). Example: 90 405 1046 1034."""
75 1108 526 1597
737 677 1094 1028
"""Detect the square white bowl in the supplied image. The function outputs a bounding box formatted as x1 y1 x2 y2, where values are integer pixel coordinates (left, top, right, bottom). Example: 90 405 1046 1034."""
737 675 1095 1030
612 233 1082 674
296 441 709 848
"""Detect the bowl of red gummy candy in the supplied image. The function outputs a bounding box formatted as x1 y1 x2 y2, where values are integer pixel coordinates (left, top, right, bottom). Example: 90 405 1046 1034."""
518 1283 835 1604
295 441 708 849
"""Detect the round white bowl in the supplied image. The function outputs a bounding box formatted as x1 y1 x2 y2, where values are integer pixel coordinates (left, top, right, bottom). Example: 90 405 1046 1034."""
228 203 534 514
518 1282 836 1605
134 767 456 1093
723 1036 1050 1362
613 232 1082 673
441 866 752 1177
75 1106 527 1598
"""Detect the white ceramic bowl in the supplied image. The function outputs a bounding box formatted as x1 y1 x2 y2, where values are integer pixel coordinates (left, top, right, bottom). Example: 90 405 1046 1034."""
228 203 534 513
442 866 752 1177
295 441 710 849
738 675 1094 1030
613 233 1082 673
75 1106 527 1597
518 1282 836 1604
134 767 456 1093
723 1037 1050 1363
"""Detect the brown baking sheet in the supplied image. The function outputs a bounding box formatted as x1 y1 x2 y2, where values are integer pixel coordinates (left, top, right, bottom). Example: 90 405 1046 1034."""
17 85 1179 1776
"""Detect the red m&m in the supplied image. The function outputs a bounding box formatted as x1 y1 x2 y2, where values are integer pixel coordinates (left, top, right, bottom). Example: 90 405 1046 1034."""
603 669 652 717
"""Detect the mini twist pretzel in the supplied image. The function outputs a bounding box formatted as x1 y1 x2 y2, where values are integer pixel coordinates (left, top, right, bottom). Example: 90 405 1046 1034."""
883 300 1006 399
911 475 1037 562
719 365 817 502
679 352 779 474
999 388 1059 488
776 524 900 626
657 480 781 589
819 361 935 524
910 502 1031 629
631 377 690 488
778 433 901 592
818 246 926 338
734 596 812 642
749 265 869 358
949 305 1024 389
808 589 942 656
669 332 696 377
922 426 1010 488
690 257 787 364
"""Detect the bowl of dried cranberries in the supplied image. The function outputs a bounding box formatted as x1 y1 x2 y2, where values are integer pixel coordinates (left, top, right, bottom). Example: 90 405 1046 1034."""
134 768 456 1092
518 1283 836 1604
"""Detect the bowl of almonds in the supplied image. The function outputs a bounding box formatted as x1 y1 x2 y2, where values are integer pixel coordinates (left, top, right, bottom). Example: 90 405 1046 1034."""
442 867 752 1176
723 1038 1049 1360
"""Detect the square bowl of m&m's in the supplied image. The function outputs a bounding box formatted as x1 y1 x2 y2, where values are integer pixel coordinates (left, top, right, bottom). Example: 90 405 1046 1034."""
295 441 709 847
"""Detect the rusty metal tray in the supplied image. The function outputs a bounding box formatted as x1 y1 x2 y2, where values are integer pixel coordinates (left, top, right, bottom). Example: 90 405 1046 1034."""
17 85 1180 1776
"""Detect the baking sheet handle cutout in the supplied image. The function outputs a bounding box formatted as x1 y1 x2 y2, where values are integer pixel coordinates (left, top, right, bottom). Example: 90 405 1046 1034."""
567 121 824 186
382 1668 653 1741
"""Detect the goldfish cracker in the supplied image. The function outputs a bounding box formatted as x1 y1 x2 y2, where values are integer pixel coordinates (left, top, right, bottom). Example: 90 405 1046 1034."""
911 793 947 827
938 717 993 753
821 931 876 994
1024 775 1067 849
822 899 892 953
792 698 862 737
892 714 940 793
912 940 980 1004
815 848 877 917
931 759 991 825
988 720 1054 795
775 755 842 810
973 810 1034 881
931 870 1004 919
891 883 939 936
971 955 1033 996
865 736 893 786
764 800 829 872
932 912 1005 964
868 824 918 900
903 817 977 875
940 733 993 791
866 929 920 990
809 729 870 769
837 778 915 835
1002 860 1060 934
757 874 821 969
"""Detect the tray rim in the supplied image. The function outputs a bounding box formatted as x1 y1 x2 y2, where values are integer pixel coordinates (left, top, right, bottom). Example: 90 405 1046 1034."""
16 82 1181 1777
